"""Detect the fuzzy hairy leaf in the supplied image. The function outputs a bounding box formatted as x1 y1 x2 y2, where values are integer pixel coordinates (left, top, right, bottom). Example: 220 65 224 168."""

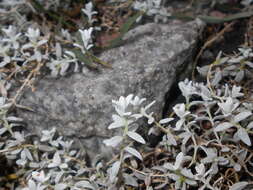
230 182 248 190
127 131 146 144
55 183 67 190
75 181 94 189
124 146 143 160
237 128 251 146
215 122 234 132
103 136 123 147
234 111 252 123
109 161 121 182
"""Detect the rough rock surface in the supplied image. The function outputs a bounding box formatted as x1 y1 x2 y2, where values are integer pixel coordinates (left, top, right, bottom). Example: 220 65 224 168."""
18 20 204 156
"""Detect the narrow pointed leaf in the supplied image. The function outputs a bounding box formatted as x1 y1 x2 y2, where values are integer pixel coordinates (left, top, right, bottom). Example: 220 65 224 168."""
103 136 123 147
124 146 142 160
215 122 234 132
127 131 145 144
237 128 251 146
109 161 121 182
55 184 67 190
234 111 252 123
75 181 94 189
230 182 248 190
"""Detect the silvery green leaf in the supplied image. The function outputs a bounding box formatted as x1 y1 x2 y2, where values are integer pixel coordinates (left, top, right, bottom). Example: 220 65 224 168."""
103 136 123 147
218 157 229 165
211 70 222 86
168 173 180 181
109 161 121 182
159 118 174 124
0 127 7 135
69 150 77 156
55 184 67 190
6 116 23 122
218 98 239 115
123 174 138 187
246 61 253 68
231 85 244 98
152 166 167 172
195 163 205 177
234 111 251 123
200 85 212 101
237 128 251 146
224 65 237 71
215 122 234 132
127 131 145 144
197 65 209 76
163 163 174 171
229 182 248 190
124 146 142 160
38 144 55 152
23 148 33 161
235 70 244 82
247 121 253 129
41 128 56 142
11 148 22 155
29 162 40 168
185 178 197 186
174 152 184 170
221 146 230 152
165 132 177 146
108 115 126 129
48 152 61 168
75 181 95 189
55 171 64 183
16 158 26 166
179 132 191 145
234 163 241 171
133 172 146 180
181 168 194 179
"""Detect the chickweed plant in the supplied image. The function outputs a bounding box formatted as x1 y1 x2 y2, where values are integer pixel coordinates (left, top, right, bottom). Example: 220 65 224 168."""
1 0 253 189
0 47 252 189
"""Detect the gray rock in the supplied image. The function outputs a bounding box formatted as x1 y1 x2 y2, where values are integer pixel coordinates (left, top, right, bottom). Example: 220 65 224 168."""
18 20 204 156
